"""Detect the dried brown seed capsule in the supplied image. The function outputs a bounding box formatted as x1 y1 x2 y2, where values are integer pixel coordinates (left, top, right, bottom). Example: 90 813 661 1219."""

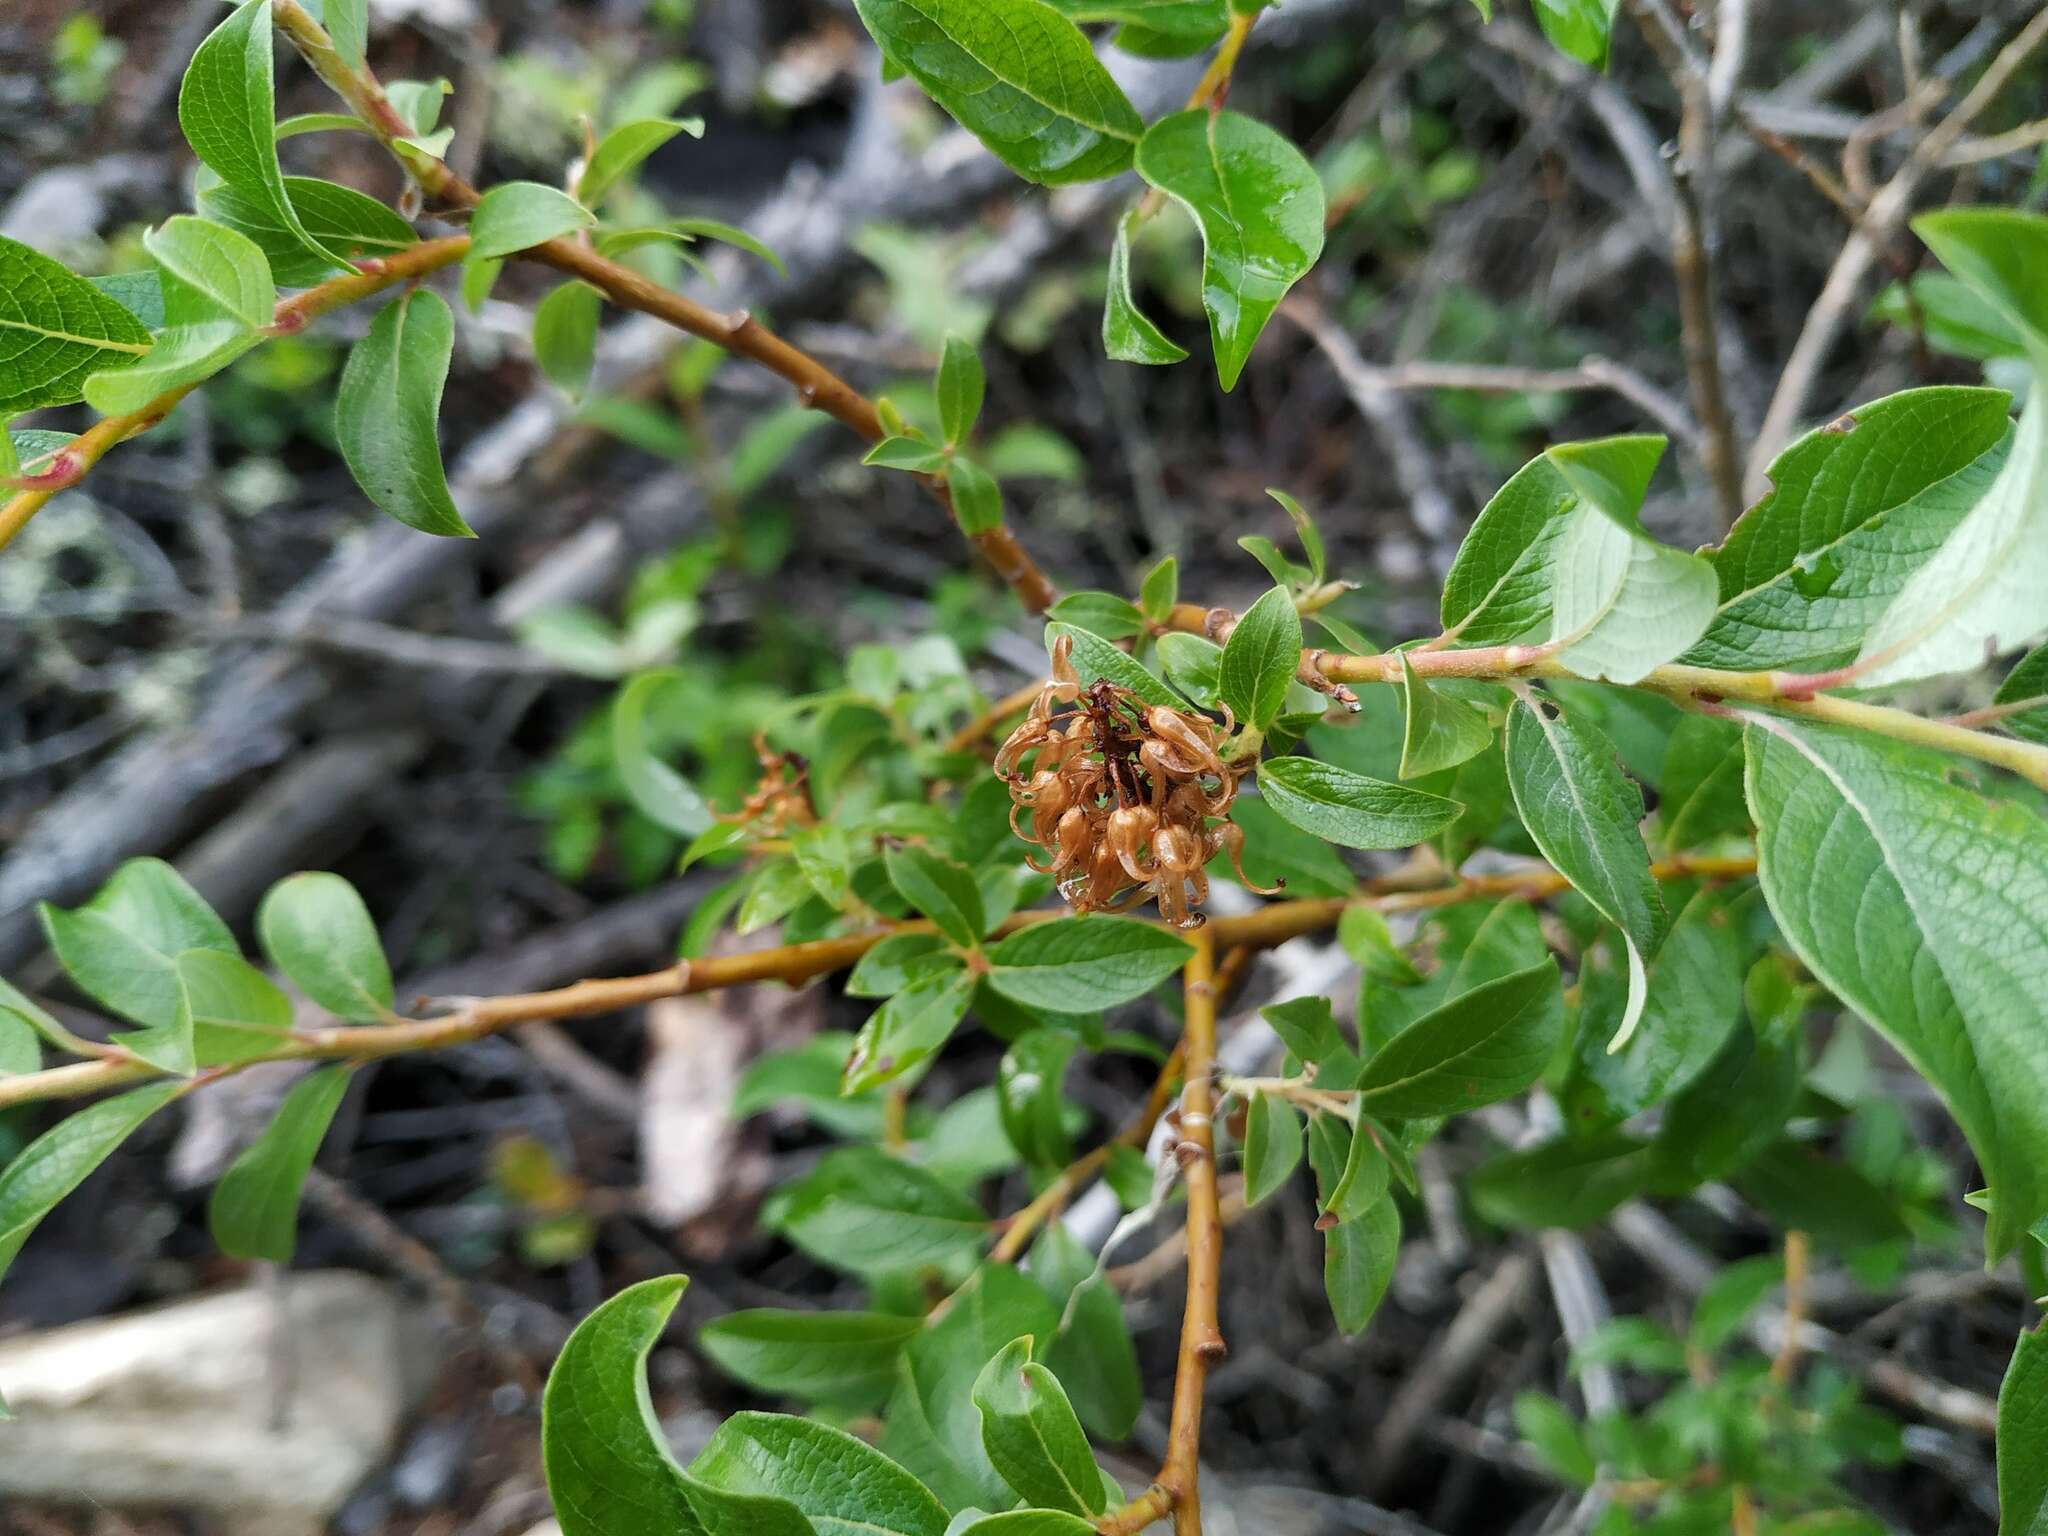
993 655 1258 928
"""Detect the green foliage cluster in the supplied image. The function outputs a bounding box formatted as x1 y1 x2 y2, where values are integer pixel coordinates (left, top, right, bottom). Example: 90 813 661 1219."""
2 2 2047 1532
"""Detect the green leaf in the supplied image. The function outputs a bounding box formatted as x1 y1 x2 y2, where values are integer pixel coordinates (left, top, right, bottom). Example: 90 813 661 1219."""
1915 208 2048 353
577 117 704 207
1220 586 1302 729
1031 1223 1140 1441
937 334 985 447
739 859 814 935
845 968 976 1093
276 110 375 140
1138 556 1179 624
0 1083 184 1286
468 181 597 260
773 1147 988 1273
82 319 259 415
690 1412 948 1536
197 176 417 288
1241 1091 1302 1206
1999 1325 2048 1536
1355 958 1563 1118
1133 109 1325 391
1043 623 1180 708
207 1063 352 1262
0 1008 38 1077
851 0 1143 186
461 253 502 313
1263 994 1350 1069
1572 1317 1686 1375
1220 795 1354 897
326 0 368 68
1445 436 1714 683
1047 591 1146 642
256 871 393 1021
1734 1140 1911 1252
1470 1131 1655 1229
1513 1393 1596 1486
1684 387 2015 671
666 217 785 275
0 236 153 416
1874 270 2033 361
532 281 603 400
1657 713 1749 849
983 424 1082 481
1533 0 1621 70
1504 697 1664 1051
1562 890 1743 1128
1256 756 1461 850
1995 642 2048 746
1322 1191 1398 1334
970 1337 1102 1516
87 270 166 330
39 858 235 1075
143 216 273 329
1743 713 2048 1258
180 949 294 1065
1648 1004 1803 1195
1688 1254 1782 1355
1044 0 1226 34
946 455 1004 535
1266 488 1326 585
1398 652 1494 779
848 933 954 999
1102 210 1187 365
1318 1116 1389 1225
736 1034 890 1140
996 1029 1076 1168
1845 213 2048 685
179 0 349 269
949 1515 1094 1536
1849 393 2044 686
611 669 714 836
883 1265 1060 1513
1156 631 1222 709
335 289 472 536
542 1276 726 1536
866 435 949 473
985 916 1193 1012
700 1310 922 1406
887 845 986 949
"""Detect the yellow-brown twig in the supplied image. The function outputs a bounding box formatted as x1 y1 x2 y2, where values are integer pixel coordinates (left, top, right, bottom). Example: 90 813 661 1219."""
268 0 1057 612
1161 928 1224 1535
0 236 470 553
1770 1228 1811 1386
0 855 1756 1113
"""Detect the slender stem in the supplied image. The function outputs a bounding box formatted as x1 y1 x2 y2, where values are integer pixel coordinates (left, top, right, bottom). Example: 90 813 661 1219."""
989 1041 1183 1266
947 679 1046 755
269 0 1057 612
1161 929 1223 1536
1300 646 2048 791
1133 10 1259 224
1770 1228 1811 1386
0 853 1753 1111
0 236 470 554
1626 0 1743 529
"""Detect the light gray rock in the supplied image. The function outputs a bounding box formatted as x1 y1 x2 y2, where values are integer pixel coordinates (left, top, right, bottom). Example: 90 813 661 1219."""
0 1271 436 1530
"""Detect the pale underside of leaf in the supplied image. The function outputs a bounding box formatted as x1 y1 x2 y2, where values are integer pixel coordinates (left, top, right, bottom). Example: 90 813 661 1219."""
1742 712 2048 1259
1853 385 2048 685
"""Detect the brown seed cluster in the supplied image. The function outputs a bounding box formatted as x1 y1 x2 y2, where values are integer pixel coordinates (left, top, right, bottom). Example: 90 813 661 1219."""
730 734 815 833
996 636 1278 929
